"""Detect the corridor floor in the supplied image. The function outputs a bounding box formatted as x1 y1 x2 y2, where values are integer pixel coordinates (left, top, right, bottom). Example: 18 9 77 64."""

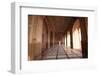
42 45 82 60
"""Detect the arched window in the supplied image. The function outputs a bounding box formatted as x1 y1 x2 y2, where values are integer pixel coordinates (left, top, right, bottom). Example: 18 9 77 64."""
64 35 67 47
72 19 81 49
67 31 70 48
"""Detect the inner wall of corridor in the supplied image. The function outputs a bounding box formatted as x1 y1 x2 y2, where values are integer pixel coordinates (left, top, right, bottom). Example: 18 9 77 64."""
28 15 88 60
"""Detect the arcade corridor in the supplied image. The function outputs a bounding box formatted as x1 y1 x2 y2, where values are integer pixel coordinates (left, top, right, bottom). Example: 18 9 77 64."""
28 15 88 60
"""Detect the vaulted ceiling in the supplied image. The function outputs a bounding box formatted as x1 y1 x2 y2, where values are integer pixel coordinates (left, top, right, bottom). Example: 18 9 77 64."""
45 16 76 32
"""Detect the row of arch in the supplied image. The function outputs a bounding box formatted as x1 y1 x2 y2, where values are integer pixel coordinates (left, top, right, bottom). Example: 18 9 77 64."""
65 19 81 49
64 18 88 58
